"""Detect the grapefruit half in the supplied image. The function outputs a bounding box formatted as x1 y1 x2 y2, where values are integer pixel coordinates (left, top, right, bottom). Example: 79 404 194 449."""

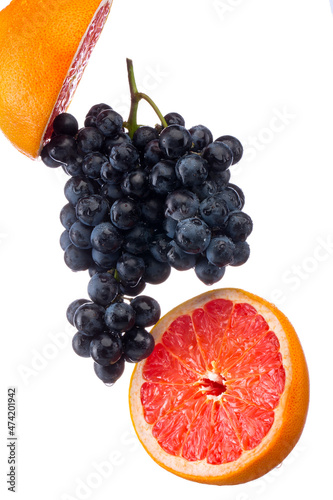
0 0 113 159
129 288 309 485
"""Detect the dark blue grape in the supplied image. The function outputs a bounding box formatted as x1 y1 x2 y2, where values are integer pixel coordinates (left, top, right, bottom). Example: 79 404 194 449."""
164 112 185 126
53 113 78 136
116 252 145 287
119 279 146 297
100 161 123 184
64 176 95 206
90 332 122 366
218 186 244 211
141 194 165 226
104 301 136 331
199 195 229 229
100 182 123 202
159 125 192 159
69 221 93 249
90 222 123 254
149 233 171 263
174 217 211 254
165 189 199 221
163 216 178 238
143 255 171 284
72 332 92 358
123 223 153 255
40 143 61 168
133 126 159 151
175 154 208 187
202 141 233 172
102 132 131 156
130 295 161 327
48 135 77 164
192 179 218 201
88 263 110 277
227 183 245 209
167 240 197 270
224 211 253 242
110 198 141 230
91 248 121 270
60 230 71 250
230 240 250 266
208 169 231 190
64 244 93 271
189 124 213 152
74 302 106 336
85 103 112 126
143 139 164 168
76 195 109 227
206 236 235 267
96 109 123 137
62 154 84 177
76 127 104 154
66 298 90 326
109 142 139 172
149 160 178 194
82 152 108 179
94 357 125 385
60 203 77 230
215 135 243 164
87 272 119 306
121 169 148 198
194 256 226 285
122 327 155 363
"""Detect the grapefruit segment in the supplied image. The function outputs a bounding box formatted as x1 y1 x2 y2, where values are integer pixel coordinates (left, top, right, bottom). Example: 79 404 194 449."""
129 288 309 485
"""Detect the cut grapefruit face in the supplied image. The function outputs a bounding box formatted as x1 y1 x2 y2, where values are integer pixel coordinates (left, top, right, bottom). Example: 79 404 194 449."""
0 0 113 159
129 288 309 485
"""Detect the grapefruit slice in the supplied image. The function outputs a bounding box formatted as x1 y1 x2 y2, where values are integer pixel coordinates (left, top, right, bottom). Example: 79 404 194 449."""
0 0 113 159
129 288 309 485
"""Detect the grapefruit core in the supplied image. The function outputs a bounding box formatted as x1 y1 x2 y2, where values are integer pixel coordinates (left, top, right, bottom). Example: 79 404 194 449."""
0 0 113 160
129 288 309 485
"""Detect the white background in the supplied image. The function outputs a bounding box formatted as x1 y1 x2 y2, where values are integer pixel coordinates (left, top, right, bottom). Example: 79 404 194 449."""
1 0 333 499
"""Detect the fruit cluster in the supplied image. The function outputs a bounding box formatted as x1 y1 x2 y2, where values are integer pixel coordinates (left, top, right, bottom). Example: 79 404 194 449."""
40 61 252 385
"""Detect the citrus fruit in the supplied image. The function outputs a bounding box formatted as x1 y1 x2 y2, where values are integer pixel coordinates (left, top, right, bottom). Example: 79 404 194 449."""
129 288 309 485
0 0 113 160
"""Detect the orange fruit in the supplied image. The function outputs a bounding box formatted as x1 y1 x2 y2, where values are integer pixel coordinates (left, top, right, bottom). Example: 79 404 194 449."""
0 0 113 160
129 288 309 485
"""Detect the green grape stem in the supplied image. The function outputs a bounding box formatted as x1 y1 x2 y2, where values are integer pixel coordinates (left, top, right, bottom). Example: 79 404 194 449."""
125 58 167 138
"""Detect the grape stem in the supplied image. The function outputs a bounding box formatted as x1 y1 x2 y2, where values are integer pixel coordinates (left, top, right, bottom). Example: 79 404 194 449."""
125 58 167 138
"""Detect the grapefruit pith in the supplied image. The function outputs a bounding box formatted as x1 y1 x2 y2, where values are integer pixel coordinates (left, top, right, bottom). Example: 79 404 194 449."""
0 0 113 159
129 288 309 485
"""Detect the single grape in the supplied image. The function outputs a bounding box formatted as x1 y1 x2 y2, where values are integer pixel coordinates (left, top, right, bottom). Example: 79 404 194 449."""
90 332 123 366
91 248 121 270
207 169 231 190
102 132 131 156
60 230 71 250
133 126 159 151
93 357 125 385
76 195 109 227
66 298 90 326
104 301 136 331
164 112 185 126
149 160 178 194
74 302 106 336
230 240 250 266
64 244 93 271
100 182 123 202
116 252 145 287
110 198 141 230
123 223 153 255
64 176 95 206
143 139 164 168
130 295 161 327
167 240 197 271
69 221 93 249
199 194 229 229
141 194 165 226
224 211 253 242
119 279 146 297
87 272 119 306
149 233 171 263
159 125 192 159
96 109 123 137
72 332 92 358
40 143 61 168
85 103 112 124
143 255 171 284
53 113 78 136
217 186 244 211
165 189 199 221
100 161 123 184
202 141 233 172
227 183 245 209
60 203 78 231
48 135 77 164
82 152 109 179
174 217 211 254
163 216 178 238
121 169 148 198
76 127 104 154
192 179 218 201
194 256 226 285
109 142 139 172
62 154 84 177
88 263 110 277
189 124 213 152
206 235 235 267
215 135 243 164
90 222 123 254
122 327 155 363
175 154 208 187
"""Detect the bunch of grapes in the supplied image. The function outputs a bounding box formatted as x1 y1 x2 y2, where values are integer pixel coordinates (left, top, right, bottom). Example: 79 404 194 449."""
40 60 252 385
